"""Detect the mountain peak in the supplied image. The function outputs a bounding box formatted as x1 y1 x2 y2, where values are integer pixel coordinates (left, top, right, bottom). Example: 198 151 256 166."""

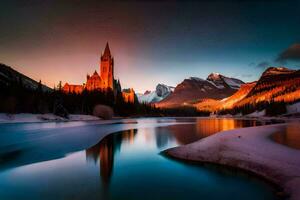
262 67 295 77
138 84 174 103
206 73 244 90
207 72 221 81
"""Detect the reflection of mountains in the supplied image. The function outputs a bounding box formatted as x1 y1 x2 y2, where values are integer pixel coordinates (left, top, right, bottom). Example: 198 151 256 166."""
157 119 262 145
85 119 262 185
195 118 261 137
272 123 300 149
85 129 137 186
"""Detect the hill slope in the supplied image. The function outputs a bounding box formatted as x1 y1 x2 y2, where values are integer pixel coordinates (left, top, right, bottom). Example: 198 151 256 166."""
0 63 51 92
195 67 300 114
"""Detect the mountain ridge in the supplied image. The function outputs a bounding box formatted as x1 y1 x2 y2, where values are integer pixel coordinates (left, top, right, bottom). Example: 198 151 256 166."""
194 67 300 114
155 73 244 108
137 84 174 103
0 63 52 92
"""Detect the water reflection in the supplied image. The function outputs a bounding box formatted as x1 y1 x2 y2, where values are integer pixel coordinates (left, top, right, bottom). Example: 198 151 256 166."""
271 122 300 149
0 118 280 200
86 118 265 188
196 118 262 137
156 118 264 145
86 129 137 186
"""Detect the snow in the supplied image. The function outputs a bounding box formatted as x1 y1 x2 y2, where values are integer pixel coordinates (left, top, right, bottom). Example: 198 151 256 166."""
0 113 101 123
207 80 225 89
68 114 101 121
262 67 295 77
207 73 221 80
246 110 266 117
138 91 163 103
207 73 243 90
138 84 174 103
223 77 242 89
166 122 300 200
287 102 300 114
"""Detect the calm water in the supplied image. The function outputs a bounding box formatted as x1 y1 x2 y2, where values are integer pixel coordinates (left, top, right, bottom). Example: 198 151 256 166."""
0 118 280 200
271 122 300 149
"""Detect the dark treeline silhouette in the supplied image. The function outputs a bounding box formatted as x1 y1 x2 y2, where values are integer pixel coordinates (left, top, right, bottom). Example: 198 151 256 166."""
0 78 209 118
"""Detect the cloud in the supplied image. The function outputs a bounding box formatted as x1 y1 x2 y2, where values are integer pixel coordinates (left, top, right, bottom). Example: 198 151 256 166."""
256 61 270 69
276 43 300 62
249 61 270 69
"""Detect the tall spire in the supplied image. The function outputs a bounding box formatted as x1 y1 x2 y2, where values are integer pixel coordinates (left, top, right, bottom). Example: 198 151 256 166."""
103 42 111 57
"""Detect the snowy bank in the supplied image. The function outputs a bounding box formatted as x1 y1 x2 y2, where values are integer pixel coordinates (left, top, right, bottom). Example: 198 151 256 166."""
0 113 100 123
287 102 300 114
165 123 300 200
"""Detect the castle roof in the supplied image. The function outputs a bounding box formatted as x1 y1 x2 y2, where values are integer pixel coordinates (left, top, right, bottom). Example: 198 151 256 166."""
93 70 98 76
103 42 111 57
89 70 101 80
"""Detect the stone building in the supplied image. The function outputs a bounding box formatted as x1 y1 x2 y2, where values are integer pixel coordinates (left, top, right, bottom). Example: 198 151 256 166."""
62 43 134 103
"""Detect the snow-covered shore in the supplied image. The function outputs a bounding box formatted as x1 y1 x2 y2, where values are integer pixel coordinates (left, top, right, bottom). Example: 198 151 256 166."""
165 122 300 200
0 113 101 123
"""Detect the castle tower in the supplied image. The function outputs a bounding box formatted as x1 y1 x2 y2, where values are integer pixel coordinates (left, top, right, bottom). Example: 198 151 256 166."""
100 42 114 90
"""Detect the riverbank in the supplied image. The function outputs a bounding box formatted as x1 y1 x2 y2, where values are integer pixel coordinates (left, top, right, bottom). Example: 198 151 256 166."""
0 113 101 123
0 113 290 124
165 122 300 200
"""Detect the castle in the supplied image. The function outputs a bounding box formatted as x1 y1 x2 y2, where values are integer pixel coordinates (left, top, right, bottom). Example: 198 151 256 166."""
63 43 135 103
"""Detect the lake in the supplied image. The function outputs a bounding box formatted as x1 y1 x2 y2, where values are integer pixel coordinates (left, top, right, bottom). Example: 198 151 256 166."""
0 118 280 200
271 122 300 150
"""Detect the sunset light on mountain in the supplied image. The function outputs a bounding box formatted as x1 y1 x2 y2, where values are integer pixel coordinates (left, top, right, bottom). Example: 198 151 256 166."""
0 1 299 200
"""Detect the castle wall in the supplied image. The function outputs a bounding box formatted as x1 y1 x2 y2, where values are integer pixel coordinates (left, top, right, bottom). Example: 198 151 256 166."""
62 84 83 93
122 88 135 103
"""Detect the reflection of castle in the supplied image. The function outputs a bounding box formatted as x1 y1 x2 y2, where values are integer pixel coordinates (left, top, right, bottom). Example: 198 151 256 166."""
62 43 135 103
86 135 115 185
85 129 137 186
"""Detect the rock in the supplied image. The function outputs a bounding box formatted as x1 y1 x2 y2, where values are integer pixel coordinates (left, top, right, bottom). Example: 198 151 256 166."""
93 104 113 120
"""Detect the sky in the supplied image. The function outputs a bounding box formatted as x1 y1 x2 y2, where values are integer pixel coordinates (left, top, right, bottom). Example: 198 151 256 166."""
0 0 300 93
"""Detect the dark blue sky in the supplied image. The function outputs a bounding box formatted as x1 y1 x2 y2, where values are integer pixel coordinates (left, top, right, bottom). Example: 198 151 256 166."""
0 0 300 92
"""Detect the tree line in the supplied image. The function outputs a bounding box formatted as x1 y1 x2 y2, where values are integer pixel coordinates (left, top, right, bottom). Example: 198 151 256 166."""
0 79 209 118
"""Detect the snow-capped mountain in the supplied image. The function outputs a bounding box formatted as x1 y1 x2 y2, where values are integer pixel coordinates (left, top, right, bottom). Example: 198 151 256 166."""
207 72 244 90
137 84 174 103
194 67 300 113
0 63 51 91
261 67 295 77
156 74 244 108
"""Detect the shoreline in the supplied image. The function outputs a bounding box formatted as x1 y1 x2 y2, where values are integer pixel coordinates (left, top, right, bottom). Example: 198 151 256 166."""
0 112 295 124
0 113 103 124
1 115 299 198
164 154 285 198
164 123 300 200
